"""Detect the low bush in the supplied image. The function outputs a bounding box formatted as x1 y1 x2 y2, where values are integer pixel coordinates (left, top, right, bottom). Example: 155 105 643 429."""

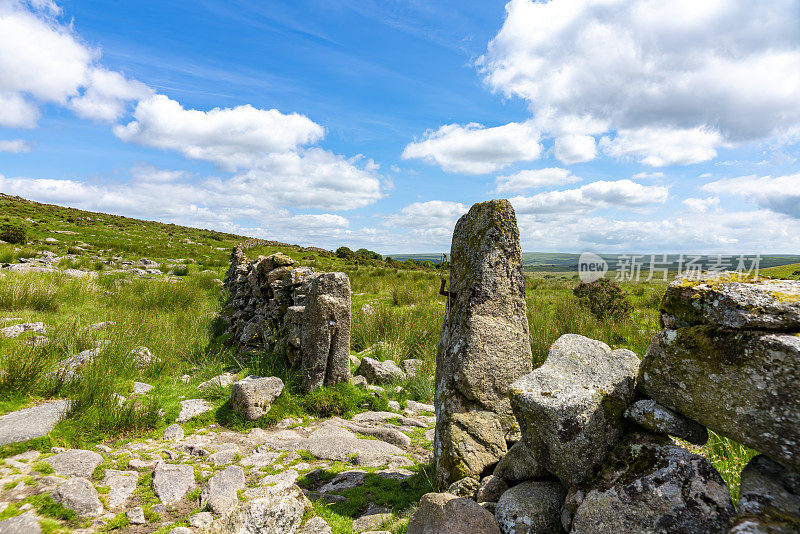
573 278 633 322
0 223 26 244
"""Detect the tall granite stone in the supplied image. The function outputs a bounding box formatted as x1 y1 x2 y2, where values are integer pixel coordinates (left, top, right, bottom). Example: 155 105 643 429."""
434 199 533 487
300 272 351 393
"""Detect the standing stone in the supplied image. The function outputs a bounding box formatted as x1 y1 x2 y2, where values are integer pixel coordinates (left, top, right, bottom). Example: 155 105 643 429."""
509 334 640 486
570 432 734 534
435 200 533 487
300 272 351 393
640 326 800 471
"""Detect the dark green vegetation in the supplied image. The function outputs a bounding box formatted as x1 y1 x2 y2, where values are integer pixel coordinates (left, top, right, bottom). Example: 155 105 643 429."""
573 278 633 322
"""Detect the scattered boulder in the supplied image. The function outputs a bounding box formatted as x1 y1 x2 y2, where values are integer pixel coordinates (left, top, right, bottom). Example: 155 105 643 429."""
163 423 184 440
177 399 214 423
640 326 800 470
735 455 800 528
400 358 422 376
52 477 104 517
358 357 406 384
54 348 101 380
201 465 246 515
104 469 138 508
495 480 565 534
230 376 284 421
660 273 800 330
407 492 502 534
132 381 154 394
493 441 547 485
300 272 351 393
298 516 333 534
190 512 214 528
130 346 159 368
198 373 237 390
352 504 392 532
0 400 71 446
0 511 42 534
0 322 46 338
153 463 196 504
126 507 146 525
198 483 308 533
435 200 533 487
569 432 734 534
624 399 707 445
46 449 103 478
509 334 640 486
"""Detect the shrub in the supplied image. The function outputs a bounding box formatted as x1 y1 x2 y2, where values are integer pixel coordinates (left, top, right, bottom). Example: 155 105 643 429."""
573 278 632 322
0 223 26 244
336 246 355 260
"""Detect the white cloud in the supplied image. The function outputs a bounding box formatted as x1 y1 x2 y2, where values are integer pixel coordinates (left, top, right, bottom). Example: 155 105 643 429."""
553 134 597 164
600 127 724 166
683 196 720 213
0 139 32 153
130 165 190 183
510 179 668 214
477 0 800 165
495 167 580 193
385 200 467 230
401 121 540 174
702 173 800 218
114 95 325 170
69 68 152 122
632 171 665 180
0 92 40 128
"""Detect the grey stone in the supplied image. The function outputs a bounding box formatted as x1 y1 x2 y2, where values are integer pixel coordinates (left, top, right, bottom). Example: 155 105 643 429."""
493 441 547 485
435 200 533 487
209 450 237 465
358 357 406 384
570 432 734 534
298 516 333 534
104 469 138 508
163 423 184 440
0 400 71 446
52 477 103 517
352 375 368 388
624 399 708 445
407 492 502 534
130 346 159 368
201 465 246 515
132 381 153 394
176 398 214 423
728 516 800 534
736 455 800 526
198 483 308 533
509 334 640 486
495 480 565 534
300 272 351 393
260 469 300 488
0 512 42 534
352 505 392 532
153 463 196 504
400 358 422 376
230 376 284 421
54 348 101 380
476 475 508 503
126 506 146 525
46 448 103 478
447 477 479 499
272 425 406 467
660 273 800 330
198 373 237 391
318 470 366 493
640 327 800 471
170 528 191 534
190 511 214 528
0 322 46 338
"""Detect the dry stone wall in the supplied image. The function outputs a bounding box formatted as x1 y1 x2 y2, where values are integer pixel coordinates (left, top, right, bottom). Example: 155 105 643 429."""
418 199 800 534
223 243 351 393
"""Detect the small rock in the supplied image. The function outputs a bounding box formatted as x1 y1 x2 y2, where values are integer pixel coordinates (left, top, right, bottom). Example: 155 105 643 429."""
476 475 508 504
0 400 71 447
104 470 138 508
126 506 146 525
387 400 400 412
197 373 237 390
52 477 104 517
189 511 214 528
495 480 565 534
493 441 547 485
163 424 184 441
0 322 46 339
230 375 284 421
358 357 406 384
201 465 245 515
318 470 366 493
352 504 392 532
624 399 708 445
130 346 159 368
400 358 422 376
132 382 154 395
46 449 104 478
153 463 195 504
176 399 213 423
298 516 333 534
352 375 368 388
447 477 479 500
169 528 191 534
260 469 299 488
407 492 501 534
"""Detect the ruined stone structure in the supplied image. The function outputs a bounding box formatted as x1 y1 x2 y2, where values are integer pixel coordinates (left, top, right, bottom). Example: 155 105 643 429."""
223 243 351 393
434 199 533 487
418 199 800 534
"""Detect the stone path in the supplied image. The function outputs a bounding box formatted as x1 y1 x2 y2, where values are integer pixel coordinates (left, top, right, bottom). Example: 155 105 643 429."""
0 400 71 446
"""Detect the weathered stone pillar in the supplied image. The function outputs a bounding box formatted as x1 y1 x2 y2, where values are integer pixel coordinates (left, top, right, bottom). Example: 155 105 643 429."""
300 272 352 393
434 199 533 487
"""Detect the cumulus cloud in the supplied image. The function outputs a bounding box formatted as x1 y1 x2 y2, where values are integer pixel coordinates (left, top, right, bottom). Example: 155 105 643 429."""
385 200 467 232
510 179 668 214
0 139 32 153
632 171 665 180
0 0 149 127
702 173 800 219
401 121 540 174
476 0 800 166
683 196 721 213
114 95 325 170
495 167 580 193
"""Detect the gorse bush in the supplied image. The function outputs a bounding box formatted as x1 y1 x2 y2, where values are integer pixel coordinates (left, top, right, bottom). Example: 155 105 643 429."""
573 278 633 322
0 223 26 245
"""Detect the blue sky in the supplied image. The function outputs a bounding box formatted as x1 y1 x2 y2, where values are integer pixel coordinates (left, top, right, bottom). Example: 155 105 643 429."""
1 0 799 254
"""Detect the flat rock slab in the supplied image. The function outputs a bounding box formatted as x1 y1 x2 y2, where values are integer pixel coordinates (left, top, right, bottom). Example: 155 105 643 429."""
46 449 103 478
52 477 104 517
266 425 406 467
661 273 800 330
153 463 196 504
0 400 71 446
641 327 800 471
177 399 214 423
0 322 46 338
104 470 138 508
624 399 708 445
0 511 42 534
